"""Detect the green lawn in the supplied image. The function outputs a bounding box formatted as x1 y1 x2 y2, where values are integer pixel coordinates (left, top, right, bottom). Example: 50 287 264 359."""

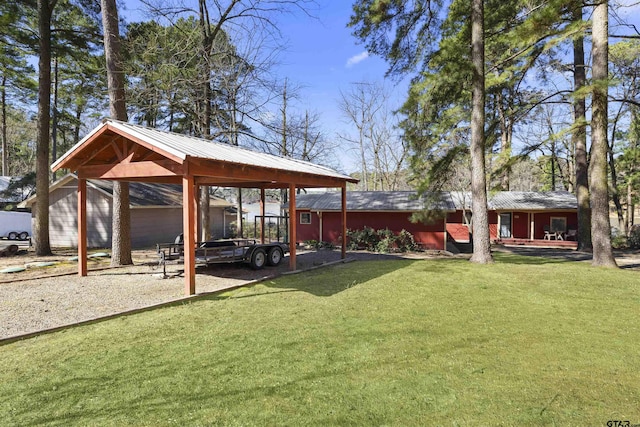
1 253 639 426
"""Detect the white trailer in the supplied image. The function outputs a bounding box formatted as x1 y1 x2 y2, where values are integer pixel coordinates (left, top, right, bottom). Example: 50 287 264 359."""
0 211 32 240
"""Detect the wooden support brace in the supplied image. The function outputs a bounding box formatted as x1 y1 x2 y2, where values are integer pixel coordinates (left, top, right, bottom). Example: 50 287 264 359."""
78 178 88 276
289 184 297 271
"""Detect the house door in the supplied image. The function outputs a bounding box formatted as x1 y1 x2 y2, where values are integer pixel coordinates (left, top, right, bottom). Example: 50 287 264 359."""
499 213 512 238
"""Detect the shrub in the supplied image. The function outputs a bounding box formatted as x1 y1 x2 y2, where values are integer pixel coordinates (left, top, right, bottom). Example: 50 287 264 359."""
347 228 418 253
396 229 418 252
629 225 640 249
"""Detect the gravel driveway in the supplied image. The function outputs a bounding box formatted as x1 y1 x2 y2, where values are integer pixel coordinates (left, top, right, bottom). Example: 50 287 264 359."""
2 245 637 342
0 249 427 341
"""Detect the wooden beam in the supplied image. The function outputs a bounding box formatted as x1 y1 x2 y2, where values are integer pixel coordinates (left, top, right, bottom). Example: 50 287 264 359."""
341 184 347 260
260 188 266 244
183 173 196 295
77 159 183 180
289 184 297 271
189 160 357 189
78 178 88 276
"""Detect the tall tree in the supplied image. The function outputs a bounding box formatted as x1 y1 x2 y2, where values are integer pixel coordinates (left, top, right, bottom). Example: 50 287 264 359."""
34 0 56 256
0 2 36 176
468 0 492 263
589 0 616 267
101 0 133 266
572 3 591 251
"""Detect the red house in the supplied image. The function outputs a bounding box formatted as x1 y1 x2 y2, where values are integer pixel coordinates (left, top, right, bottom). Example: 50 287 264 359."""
289 190 579 252
289 191 455 250
447 191 578 246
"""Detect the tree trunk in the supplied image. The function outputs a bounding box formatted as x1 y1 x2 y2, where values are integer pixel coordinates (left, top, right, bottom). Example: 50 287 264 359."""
589 0 617 267
35 0 54 256
572 5 592 252
608 110 625 232
1 75 7 176
101 0 132 266
469 0 492 264
625 181 632 235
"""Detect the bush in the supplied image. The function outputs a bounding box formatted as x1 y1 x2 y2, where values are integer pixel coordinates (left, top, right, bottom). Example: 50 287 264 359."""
347 228 418 253
629 225 640 249
396 230 418 252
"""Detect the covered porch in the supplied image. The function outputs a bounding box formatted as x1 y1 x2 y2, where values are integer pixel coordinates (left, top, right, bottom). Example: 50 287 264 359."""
51 119 358 295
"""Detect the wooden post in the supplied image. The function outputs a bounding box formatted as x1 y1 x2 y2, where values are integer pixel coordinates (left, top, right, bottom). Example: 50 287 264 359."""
183 173 196 295
195 184 201 243
289 184 296 271
260 188 266 244
341 184 347 259
78 178 88 276
530 213 535 240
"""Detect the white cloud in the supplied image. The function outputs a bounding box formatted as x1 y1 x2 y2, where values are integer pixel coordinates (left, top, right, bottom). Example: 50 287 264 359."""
346 51 369 68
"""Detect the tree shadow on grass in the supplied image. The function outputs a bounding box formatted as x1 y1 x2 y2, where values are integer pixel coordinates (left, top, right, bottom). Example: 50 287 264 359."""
208 257 419 299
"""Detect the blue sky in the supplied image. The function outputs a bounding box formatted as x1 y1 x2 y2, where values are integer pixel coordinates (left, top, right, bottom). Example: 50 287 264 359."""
119 0 640 173
120 0 405 173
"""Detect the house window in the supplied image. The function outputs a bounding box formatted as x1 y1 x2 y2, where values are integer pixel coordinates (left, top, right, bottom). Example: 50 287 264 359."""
550 216 566 233
300 212 312 224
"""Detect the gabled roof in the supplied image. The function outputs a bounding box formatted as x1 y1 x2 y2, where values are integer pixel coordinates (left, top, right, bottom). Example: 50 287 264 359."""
290 191 456 212
51 119 357 188
19 173 233 209
289 190 577 213
488 191 577 211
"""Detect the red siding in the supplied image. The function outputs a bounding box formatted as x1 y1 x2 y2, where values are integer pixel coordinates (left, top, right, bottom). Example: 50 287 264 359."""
489 211 498 240
532 212 578 239
447 211 470 242
294 210 446 250
447 210 498 241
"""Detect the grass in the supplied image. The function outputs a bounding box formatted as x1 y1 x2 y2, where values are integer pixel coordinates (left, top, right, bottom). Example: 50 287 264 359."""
1 253 639 426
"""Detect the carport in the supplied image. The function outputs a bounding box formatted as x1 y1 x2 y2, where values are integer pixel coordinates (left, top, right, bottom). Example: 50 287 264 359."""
51 119 357 295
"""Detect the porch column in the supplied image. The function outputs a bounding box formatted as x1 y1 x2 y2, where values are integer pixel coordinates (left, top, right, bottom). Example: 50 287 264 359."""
341 184 347 259
260 188 266 244
183 173 197 295
530 213 535 240
289 184 297 271
77 178 87 276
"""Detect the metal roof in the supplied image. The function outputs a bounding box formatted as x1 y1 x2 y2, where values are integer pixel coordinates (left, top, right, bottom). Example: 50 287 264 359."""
52 119 355 183
291 190 577 213
290 191 456 212
450 191 577 211
488 191 577 211
19 173 233 208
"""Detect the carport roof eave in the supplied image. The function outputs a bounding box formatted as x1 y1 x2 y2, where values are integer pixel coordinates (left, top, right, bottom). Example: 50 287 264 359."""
51 122 188 172
52 119 357 187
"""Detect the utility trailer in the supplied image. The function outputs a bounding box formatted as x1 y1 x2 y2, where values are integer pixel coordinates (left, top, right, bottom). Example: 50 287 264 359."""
156 236 288 275
0 211 32 241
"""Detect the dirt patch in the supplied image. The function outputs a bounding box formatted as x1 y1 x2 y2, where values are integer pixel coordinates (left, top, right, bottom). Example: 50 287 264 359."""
0 246 160 283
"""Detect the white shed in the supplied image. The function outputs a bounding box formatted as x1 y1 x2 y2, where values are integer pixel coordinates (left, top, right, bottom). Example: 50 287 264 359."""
20 174 235 249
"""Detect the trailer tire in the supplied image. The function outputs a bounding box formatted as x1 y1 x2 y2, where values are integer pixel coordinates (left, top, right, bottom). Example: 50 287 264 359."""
19 232 29 241
8 232 18 241
267 246 283 266
250 248 266 270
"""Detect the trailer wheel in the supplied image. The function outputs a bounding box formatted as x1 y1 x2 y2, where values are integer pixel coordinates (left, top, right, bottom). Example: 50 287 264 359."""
267 246 283 266
7 232 18 241
18 232 29 241
250 248 266 270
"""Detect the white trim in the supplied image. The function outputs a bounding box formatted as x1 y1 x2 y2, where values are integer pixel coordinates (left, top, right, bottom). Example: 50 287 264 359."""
300 212 312 224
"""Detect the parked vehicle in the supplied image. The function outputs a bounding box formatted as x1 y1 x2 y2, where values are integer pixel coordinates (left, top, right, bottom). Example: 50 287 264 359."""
0 211 32 241
156 235 288 273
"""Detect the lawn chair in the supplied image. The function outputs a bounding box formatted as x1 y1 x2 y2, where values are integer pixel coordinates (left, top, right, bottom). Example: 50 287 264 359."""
565 229 577 241
543 225 554 240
